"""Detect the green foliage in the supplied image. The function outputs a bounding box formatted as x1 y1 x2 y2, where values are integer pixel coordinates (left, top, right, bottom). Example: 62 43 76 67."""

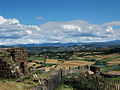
95 60 107 65
28 58 44 61
28 57 45 62
40 51 73 59
22 76 31 81
63 73 108 90
100 64 120 72
100 66 111 72
34 69 44 74
110 77 120 81
56 85 73 90
0 49 10 56
38 63 57 66
95 58 112 66
111 65 120 71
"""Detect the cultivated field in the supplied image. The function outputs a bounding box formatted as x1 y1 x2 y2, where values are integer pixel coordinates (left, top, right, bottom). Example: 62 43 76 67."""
45 59 59 64
56 61 94 70
107 71 120 75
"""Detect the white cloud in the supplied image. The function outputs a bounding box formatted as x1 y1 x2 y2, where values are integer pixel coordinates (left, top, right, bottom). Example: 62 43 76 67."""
62 25 81 31
106 26 113 32
103 21 120 26
0 16 7 24
26 30 32 34
0 16 120 45
35 16 44 20
0 16 19 25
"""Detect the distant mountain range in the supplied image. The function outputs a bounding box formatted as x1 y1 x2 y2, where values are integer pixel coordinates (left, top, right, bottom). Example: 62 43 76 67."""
1 40 120 53
0 42 86 47
1 40 120 49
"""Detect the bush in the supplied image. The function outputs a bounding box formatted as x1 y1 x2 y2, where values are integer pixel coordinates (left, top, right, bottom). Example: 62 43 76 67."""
63 73 108 90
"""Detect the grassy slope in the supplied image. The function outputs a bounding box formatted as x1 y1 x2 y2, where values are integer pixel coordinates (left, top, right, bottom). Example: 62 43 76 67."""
56 85 73 90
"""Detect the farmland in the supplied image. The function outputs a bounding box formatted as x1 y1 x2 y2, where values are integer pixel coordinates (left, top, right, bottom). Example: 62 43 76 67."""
27 49 120 75
1 46 120 90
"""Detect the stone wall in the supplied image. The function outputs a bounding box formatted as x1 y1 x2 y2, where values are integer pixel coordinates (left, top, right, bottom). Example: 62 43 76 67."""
30 66 90 90
0 47 28 79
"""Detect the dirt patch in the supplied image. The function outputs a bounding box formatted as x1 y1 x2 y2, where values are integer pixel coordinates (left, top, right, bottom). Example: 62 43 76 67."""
108 61 120 64
107 71 120 75
45 59 59 64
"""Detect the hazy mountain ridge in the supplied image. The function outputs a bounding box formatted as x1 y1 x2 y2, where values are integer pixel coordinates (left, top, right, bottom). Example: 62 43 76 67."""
0 40 118 54
1 40 120 48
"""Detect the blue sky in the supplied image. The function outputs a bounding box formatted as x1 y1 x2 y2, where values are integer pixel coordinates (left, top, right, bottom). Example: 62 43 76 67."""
0 0 120 25
0 0 120 45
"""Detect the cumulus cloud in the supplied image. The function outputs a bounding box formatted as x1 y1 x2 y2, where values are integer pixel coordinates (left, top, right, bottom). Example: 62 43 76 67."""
0 16 120 45
0 16 19 24
0 16 41 45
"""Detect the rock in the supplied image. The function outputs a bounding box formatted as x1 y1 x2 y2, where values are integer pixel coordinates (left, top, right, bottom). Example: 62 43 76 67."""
16 79 23 82
33 79 39 82
27 81 33 84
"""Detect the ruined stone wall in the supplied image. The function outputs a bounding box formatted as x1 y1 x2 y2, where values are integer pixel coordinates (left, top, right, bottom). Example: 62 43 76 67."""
0 58 12 78
33 71 62 90
0 47 28 79
7 47 28 74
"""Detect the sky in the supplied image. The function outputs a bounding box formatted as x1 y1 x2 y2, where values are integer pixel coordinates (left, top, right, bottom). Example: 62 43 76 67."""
0 0 120 45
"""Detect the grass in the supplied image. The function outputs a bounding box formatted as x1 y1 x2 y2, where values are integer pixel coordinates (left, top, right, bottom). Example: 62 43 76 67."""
0 74 52 90
0 80 38 90
112 56 120 59
109 77 120 80
100 58 112 62
35 73 52 79
38 63 57 66
112 65 120 71
100 64 120 72
56 85 73 90
100 66 111 72
0 72 52 90
28 57 45 61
